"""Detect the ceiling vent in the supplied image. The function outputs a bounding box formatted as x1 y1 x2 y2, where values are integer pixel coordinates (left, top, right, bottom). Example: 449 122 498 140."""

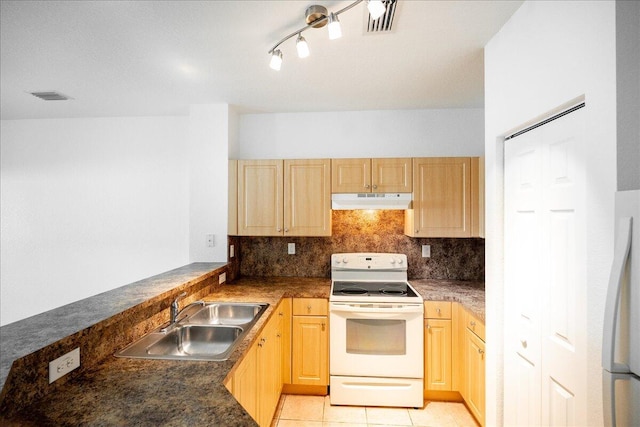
30 91 72 101
366 0 397 33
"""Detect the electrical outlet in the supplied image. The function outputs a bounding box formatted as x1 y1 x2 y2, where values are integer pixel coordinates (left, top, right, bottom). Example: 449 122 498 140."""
230 245 235 258
422 245 431 258
288 243 295 255
49 348 80 383
206 234 215 247
219 272 226 284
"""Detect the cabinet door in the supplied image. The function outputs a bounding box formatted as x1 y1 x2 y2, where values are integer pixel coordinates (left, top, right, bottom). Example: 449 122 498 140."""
284 159 331 236
257 316 281 426
228 160 238 236
331 158 371 193
371 158 412 192
292 315 328 386
425 319 452 391
408 157 472 238
232 343 258 422
238 160 283 236
466 329 486 426
279 298 292 385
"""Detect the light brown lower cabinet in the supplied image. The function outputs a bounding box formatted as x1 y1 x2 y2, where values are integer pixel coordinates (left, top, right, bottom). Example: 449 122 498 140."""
227 299 286 426
424 301 453 391
226 298 328 426
291 298 328 387
424 302 485 427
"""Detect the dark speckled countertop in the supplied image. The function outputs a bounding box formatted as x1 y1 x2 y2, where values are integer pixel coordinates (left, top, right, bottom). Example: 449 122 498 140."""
0 273 483 426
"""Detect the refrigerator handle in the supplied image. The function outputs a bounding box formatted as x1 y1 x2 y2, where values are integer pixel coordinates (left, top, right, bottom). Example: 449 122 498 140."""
602 216 633 373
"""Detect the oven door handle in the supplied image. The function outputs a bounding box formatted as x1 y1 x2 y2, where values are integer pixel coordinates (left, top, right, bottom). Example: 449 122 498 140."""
329 302 424 315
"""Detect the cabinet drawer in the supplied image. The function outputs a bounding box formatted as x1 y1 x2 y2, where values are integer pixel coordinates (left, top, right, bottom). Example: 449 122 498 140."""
465 311 485 341
424 301 452 319
292 298 328 316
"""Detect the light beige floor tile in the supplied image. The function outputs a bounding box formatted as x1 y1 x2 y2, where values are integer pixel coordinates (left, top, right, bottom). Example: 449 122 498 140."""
322 422 368 427
447 402 479 427
365 407 413 425
323 396 368 424
280 394 325 421
408 401 458 427
277 420 323 427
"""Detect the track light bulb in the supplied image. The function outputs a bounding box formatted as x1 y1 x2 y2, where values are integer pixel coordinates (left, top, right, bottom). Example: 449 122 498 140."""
270 49 283 71
328 13 342 40
367 0 386 20
296 34 310 58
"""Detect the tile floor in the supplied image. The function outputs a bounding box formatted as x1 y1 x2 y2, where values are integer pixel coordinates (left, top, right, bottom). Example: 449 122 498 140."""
271 394 480 427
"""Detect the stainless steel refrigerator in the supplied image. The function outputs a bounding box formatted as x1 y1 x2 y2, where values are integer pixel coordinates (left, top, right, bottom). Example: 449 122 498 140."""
603 190 640 426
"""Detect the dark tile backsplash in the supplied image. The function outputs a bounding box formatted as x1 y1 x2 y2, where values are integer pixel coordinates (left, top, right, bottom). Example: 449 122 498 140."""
232 211 484 282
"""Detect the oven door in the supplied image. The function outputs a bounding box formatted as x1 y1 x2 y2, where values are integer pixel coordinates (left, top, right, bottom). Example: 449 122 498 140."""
330 302 424 378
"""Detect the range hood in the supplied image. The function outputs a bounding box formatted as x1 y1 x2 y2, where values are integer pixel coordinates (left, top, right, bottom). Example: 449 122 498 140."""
331 193 412 210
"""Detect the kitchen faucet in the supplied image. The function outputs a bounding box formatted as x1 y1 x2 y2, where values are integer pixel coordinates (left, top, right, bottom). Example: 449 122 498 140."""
170 292 187 325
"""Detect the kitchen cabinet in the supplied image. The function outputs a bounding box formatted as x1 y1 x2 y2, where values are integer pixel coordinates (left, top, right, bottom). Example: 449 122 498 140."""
279 298 292 385
231 336 259 422
460 307 486 427
237 159 331 236
257 307 282 427
331 158 412 193
291 298 328 386
405 157 484 238
424 301 453 391
229 301 285 427
228 160 238 236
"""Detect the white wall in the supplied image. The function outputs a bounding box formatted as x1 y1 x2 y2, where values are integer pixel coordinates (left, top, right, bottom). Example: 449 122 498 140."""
616 0 640 191
0 116 190 325
188 104 231 262
235 109 484 159
484 1 617 425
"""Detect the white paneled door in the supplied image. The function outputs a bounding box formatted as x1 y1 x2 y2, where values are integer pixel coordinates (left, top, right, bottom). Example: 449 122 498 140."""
504 107 587 426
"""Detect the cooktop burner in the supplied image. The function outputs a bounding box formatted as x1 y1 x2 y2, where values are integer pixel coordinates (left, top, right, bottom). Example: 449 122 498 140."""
332 281 419 298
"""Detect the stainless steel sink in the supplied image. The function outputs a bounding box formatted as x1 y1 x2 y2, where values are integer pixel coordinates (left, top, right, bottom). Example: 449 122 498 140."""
116 302 269 361
185 302 268 326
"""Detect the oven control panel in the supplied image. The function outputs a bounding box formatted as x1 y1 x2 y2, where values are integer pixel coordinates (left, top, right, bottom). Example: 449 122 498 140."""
331 253 407 270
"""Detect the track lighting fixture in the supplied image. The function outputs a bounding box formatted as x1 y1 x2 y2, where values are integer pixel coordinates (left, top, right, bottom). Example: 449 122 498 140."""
269 49 283 71
327 13 342 40
296 34 310 58
267 0 388 70
367 0 386 20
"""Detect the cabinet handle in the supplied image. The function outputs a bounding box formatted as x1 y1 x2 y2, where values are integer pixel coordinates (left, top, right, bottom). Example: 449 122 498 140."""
322 322 326 331
436 308 441 314
469 321 476 327
372 184 378 190
415 230 419 234
365 184 371 189
426 324 431 330
478 349 484 355
307 305 312 312
284 228 289 232
520 339 527 348
276 333 281 338
277 228 282 232
279 311 284 316
260 337 266 343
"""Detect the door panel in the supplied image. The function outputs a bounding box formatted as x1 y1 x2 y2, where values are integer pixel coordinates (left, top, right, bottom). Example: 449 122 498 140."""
504 108 586 426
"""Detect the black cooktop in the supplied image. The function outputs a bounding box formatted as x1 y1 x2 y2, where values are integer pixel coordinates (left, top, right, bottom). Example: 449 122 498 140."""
332 281 419 298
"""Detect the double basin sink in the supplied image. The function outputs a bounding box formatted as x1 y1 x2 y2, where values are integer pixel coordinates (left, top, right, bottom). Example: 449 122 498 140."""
116 302 269 361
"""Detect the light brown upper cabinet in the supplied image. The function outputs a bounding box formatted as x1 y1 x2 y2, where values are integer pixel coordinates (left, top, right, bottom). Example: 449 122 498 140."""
237 159 331 237
228 160 238 236
405 157 484 238
331 158 412 193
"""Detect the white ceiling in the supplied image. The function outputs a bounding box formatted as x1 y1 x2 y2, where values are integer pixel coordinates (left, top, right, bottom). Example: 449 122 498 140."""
0 0 522 120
